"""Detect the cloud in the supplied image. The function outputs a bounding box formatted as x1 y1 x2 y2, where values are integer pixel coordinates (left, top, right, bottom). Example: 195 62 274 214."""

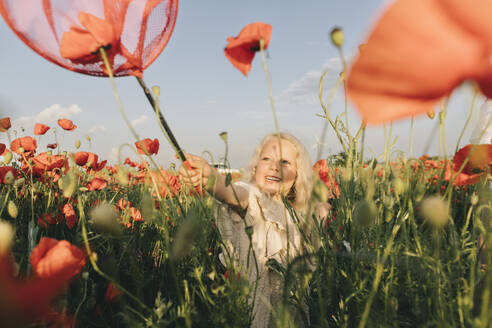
107 147 119 164
276 56 351 107
87 125 107 134
13 104 82 128
131 114 147 127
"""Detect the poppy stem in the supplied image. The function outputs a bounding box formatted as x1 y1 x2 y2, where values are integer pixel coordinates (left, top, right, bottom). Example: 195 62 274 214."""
135 77 186 162
455 89 478 154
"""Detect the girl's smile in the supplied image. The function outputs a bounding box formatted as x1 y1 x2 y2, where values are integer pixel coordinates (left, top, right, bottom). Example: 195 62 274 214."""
255 138 298 196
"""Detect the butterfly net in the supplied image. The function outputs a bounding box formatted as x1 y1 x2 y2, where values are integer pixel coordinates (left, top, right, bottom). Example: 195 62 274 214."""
0 0 178 77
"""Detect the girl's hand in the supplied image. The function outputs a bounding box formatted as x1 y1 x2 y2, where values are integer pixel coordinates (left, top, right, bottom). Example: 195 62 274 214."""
178 153 214 189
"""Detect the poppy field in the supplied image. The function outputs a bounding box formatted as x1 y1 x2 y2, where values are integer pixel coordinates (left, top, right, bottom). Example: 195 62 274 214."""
1 0 492 327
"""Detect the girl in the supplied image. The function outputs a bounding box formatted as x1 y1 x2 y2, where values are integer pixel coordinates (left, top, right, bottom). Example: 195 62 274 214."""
179 133 319 328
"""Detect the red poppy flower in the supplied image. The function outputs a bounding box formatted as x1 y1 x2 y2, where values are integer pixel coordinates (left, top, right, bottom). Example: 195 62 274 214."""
30 237 86 281
0 143 5 155
10 136 37 156
37 213 56 228
87 177 107 191
148 169 181 198
74 152 90 166
30 152 68 182
0 252 77 326
224 22 272 76
84 152 107 172
62 203 77 230
104 283 122 302
57 118 77 131
445 144 492 185
347 0 492 124
34 123 50 136
0 166 16 184
313 159 340 198
0 117 11 131
135 138 159 155
60 12 118 65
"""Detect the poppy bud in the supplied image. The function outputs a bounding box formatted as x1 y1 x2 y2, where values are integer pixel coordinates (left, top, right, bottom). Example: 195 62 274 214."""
330 27 344 47
0 220 14 255
470 193 479 206
17 147 24 154
3 151 12 165
75 139 81 149
152 85 160 99
7 201 17 219
420 196 449 227
427 110 435 119
353 199 377 228
219 131 228 142
4 171 14 185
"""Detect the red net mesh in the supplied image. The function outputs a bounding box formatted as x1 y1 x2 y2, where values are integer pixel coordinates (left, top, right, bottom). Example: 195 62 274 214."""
0 0 178 78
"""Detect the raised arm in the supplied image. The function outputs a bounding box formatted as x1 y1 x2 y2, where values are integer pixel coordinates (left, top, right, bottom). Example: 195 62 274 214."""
178 153 249 209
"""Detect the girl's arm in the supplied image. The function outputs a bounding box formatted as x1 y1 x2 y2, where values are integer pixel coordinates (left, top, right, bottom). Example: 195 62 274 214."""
178 153 249 209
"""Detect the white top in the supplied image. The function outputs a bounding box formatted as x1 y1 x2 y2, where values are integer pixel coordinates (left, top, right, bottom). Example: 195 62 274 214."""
216 181 303 328
470 99 492 145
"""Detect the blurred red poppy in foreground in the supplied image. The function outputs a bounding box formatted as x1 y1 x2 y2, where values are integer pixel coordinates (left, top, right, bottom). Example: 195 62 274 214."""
445 144 492 185
347 0 492 124
0 117 11 131
135 138 159 155
224 22 272 76
57 118 77 131
30 237 86 281
11 136 37 156
34 123 50 136
313 159 340 198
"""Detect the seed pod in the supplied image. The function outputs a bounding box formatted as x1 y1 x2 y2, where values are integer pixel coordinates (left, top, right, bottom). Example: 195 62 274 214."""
420 196 449 227
75 139 81 149
219 131 228 142
330 27 344 47
7 201 18 219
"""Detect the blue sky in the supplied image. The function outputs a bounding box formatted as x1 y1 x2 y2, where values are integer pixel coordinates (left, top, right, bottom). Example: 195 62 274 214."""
0 0 484 168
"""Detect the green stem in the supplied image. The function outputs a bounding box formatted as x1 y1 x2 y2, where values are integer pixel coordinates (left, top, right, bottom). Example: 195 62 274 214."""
455 90 477 153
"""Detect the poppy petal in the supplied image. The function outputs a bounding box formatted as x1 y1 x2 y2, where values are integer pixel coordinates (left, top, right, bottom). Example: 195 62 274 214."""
347 0 492 124
224 22 272 76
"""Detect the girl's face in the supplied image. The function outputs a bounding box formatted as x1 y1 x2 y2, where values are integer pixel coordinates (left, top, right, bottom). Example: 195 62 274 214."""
255 138 298 196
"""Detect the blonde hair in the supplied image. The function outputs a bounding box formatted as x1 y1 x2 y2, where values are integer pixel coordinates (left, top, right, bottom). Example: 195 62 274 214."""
244 133 313 212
